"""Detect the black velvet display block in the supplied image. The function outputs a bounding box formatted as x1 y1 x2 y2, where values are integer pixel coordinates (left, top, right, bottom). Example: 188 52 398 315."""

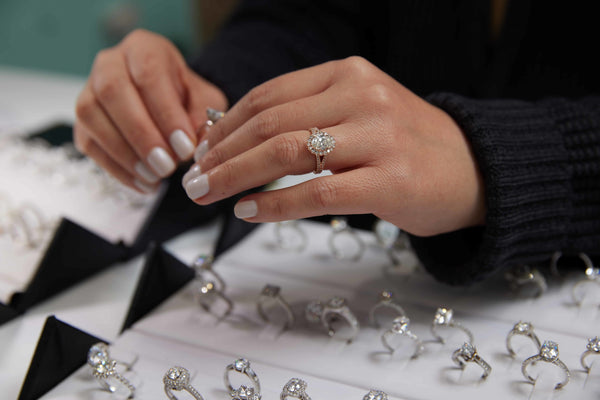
0 302 21 325
18 316 104 400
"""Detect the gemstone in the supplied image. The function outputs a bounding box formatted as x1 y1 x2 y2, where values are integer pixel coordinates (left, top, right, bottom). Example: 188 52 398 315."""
374 219 400 248
234 358 249 371
363 389 389 400
164 366 190 390
392 316 410 333
328 296 347 308
587 336 600 352
87 343 109 366
540 341 560 361
586 267 600 280
459 342 476 360
232 385 260 400
282 378 307 395
434 308 453 325
262 284 280 297
379 290 393 302
307 130 336 156
330 217 348 232
515 321 532 333
93 360 115 379
305 301 324 322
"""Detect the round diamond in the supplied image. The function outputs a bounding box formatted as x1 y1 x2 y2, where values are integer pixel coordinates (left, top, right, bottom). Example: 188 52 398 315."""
434 308 453 325
282 378 307 396
374 219 400 248
363 389 388 400
586 267 600 280
392 316 410 333
232 385 259 400
305 301 324 322
331 217 348 232
459 343 476 360
87 343 109 367
234 358 249 371
540 341 560 361
515 321 532 333
164 366 190 390
587 337 600 352
307 130 336 156
93 360 116 379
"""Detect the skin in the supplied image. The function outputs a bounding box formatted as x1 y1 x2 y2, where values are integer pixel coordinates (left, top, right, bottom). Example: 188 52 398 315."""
76 31 485 237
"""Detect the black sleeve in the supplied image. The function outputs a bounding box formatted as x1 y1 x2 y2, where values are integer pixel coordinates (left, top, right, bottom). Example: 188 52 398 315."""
189 0 362 105
409 93 600 285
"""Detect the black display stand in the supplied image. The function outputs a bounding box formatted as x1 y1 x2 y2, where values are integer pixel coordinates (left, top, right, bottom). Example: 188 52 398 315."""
0 302 21 325
18 315 104 400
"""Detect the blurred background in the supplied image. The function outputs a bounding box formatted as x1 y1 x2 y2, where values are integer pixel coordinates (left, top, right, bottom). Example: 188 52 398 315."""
0 0 239 76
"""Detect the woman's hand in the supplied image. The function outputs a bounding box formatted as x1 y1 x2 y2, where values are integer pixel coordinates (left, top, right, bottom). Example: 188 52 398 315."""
183 56 485 236
74 29 227 193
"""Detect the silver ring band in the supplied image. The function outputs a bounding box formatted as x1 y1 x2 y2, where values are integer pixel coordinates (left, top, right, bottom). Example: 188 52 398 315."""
431 308 474 344
257 284 295 330
280 378 311 400
522 340 570 390
369 290 406 328
224 358 261 396
506 321 541 358
164 366 204 400
328 217 365 261
381 316 424 359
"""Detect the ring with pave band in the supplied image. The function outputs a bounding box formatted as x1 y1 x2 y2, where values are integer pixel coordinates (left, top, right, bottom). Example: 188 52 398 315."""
306 127 335 174
280 378 311 400
506 321 541 358
581 336 600 373
369 290 406 328
381 316 424 359
452 342 492 379
431 307 474 344
224 358 261 398
522 340 570 390
87 342 136 398
164 366 204 400
257 284 295 331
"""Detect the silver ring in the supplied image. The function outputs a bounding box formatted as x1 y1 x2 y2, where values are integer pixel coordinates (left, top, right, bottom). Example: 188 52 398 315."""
87 342 135 397
320 296 360 344
581 336 600 373
224 358 261 398
328 217 365 261
274 220 307 252
280 378 311 400
381 316 424 359
522 340 570 390
231 385 260 400
431 307 474 344
504 265 547 298
257 284 295 330
195 280 233 318
572 260 599 306
164 366 204 400
452 342 492 379
506 321 541 358
363 390 389 400
369 290 406 328
192 254 226 292
306 127 335 174
550 251 594 278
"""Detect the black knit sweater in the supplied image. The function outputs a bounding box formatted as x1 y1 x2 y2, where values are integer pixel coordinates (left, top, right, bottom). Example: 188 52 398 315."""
190 0 600 285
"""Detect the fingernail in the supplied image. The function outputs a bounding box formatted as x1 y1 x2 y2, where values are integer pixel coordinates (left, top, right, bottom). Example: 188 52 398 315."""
234 200 257 219
181 164 201 185
134 179 156 193
193 140 209 162
135 161 160 183
169 129 194 160
184 174 209 199
147 147 176 177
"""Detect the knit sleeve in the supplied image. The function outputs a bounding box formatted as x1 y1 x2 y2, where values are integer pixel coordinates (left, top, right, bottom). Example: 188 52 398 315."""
409 93 600 285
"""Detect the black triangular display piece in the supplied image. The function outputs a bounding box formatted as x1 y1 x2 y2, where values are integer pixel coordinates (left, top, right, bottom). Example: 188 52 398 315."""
18 315 104 400
0 302 21 325
120 243 195 332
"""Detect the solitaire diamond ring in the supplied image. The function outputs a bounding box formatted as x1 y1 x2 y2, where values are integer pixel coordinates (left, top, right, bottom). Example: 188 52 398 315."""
522 340 570 390
581 336 600 373
320 296 360 344
572 259 600 306
328 217 365 261
306 127 335 174
506 321 542 358
192 254 226 292
224 358 261 398
87 342 135 398
452 343 492 379
280 378 311 400
381 316 424 359
369 290 406 328
164 366 204 400
431 307 474 344
257 284 295 331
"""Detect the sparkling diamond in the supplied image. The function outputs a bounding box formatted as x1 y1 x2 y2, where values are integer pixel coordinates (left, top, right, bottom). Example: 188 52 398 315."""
459 342 476 360
232 385 260 400
363 389 389 400
305 301 324 322
587 337 600 352
282 378 307 396
515 321 532 333
434 308 453 325
200 281 215 294
586 267 600 280
87 343 109 367
540 341 560 361
164 366 190 390
331 217 348 232
93 360 116 379
391 316 410 333
307 130 336 156
374 219 400 248
328 296 347 308
234 358 249 371
262 284 280 297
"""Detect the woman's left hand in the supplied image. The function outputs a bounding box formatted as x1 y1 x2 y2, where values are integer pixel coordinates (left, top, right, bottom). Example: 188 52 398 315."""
182 56 485 237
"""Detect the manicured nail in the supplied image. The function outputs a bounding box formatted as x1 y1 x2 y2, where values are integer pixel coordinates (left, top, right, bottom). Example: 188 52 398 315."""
147 147 176 177
169 129 194 160
181 164 201 186
184 174 209 199
135 161 160 183
134 179 156 194
193 140 209 162
234 200 257 219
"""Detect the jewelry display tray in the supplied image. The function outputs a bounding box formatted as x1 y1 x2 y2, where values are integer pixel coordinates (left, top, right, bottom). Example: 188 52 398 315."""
22 220 600 400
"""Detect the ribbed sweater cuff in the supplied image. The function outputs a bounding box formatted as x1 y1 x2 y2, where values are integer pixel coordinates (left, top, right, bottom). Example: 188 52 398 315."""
410 93 572 285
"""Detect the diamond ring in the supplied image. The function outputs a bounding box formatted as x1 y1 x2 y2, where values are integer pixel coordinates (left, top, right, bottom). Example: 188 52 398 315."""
550 251 594 278
320 296 360 344
224 358 261 398
363 390 389 400
506 321 542 358
572 260 600 306
257 284 295 330
192 254 226 292
452 342 492 379
431 307 474 344
164 366 204 400
274 220 307 252
195 280 233 318
280 378 311 400
504 265 547 298
381 316 425 359
206 107 225 125
581 336 600 373
328 217 365 261
306 127 335 174
522 340 570 390
369 290 406 328
87 342 135 398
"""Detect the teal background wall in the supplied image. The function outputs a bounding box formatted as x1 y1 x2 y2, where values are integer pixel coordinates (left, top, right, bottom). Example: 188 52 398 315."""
0 0 200 76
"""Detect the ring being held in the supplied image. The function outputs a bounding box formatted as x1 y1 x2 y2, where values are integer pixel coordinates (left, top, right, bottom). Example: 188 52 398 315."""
522 340 570 390
506 321 541 358
164 366 204 400
452 342 492 379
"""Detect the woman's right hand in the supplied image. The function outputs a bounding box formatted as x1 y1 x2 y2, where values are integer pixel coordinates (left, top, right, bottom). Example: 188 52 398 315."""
74 29 228 193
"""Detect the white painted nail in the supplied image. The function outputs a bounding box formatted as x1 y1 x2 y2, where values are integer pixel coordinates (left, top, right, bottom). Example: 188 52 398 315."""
135 161 160 183
147 147 176 177
234 200 257 219
184 174 209 199
169 129 195 160
193 140 209 162
181 164 202 186
134 179 156 193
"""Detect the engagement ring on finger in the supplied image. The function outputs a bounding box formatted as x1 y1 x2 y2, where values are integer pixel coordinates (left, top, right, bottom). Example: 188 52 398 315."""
328 217 365 261
381 316 424 359
506 321 541 358
452 342 492 379
280 378 311 400
369 290 406 328
581 336 600 373
522 340 570 390
257 284 295 330
431 307 474 344
306 127 335 174
164 366 204 400
87 342 136 398
224 358 261 399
